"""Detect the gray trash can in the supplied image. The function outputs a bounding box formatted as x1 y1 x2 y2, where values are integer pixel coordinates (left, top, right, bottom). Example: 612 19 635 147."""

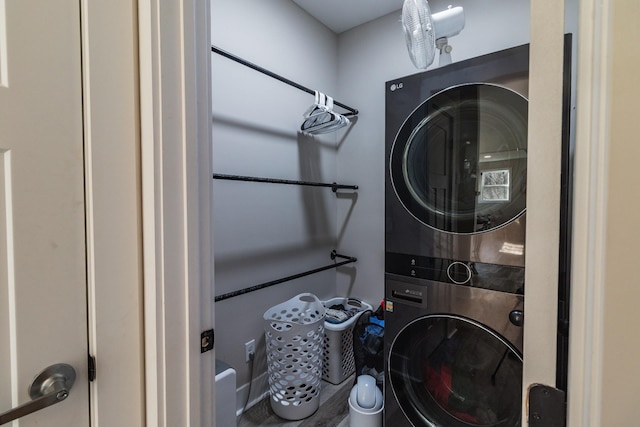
348 375 383 427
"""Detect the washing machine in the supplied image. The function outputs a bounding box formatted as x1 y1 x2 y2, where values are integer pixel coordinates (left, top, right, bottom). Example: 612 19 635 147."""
385 43 530 268
384 43 530 427
384 270 525 427
383 37 574 426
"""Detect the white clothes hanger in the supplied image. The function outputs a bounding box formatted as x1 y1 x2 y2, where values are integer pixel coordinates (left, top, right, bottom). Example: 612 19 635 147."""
301 91 350 135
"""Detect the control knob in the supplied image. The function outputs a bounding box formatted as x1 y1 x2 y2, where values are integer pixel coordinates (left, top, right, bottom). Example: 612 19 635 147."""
509 310 524 327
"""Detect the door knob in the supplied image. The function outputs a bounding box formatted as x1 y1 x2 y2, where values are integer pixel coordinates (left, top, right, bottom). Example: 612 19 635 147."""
0 363 76 425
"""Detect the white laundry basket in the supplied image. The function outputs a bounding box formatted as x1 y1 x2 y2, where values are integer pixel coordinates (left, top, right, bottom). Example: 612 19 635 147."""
263 293 326 420
322 298 372 384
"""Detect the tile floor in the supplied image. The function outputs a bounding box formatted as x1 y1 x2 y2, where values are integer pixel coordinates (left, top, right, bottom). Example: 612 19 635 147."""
238 377 354 427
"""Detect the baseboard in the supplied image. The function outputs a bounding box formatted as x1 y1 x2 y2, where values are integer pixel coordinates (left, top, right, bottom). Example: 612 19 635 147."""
236 371 270 416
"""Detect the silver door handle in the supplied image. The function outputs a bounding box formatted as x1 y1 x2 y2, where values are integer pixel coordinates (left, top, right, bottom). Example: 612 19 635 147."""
0 363 76 425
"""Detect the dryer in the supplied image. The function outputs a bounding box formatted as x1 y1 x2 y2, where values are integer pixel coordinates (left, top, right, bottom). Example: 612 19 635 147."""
385 44 530 268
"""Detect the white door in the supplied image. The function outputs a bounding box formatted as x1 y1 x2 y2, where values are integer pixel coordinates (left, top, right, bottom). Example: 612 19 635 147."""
0 0 89 425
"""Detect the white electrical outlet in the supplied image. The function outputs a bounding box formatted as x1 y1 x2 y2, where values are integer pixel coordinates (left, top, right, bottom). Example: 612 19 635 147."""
245 339 255 363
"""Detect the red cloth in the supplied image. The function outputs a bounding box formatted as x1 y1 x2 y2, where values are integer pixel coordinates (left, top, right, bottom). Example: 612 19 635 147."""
426 363 452 404
425 362 481 424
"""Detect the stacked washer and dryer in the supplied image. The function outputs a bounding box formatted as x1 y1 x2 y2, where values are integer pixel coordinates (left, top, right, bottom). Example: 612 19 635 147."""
384 44 532 427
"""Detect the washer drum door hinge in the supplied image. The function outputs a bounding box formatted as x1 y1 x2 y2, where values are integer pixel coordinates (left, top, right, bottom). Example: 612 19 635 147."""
201 329 214 353
88 355 97 382
528 383 566 426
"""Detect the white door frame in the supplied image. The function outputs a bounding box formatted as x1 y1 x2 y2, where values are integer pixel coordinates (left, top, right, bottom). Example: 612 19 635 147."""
529 0 628 425
567 0 622 425
83 0 212 424
132 0 625 425
138 0 213 426
81 0 145 425
526 0 615 424
524 1 566 413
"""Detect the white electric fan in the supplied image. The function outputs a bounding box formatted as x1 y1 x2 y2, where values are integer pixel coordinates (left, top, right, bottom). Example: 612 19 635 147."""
402 1 465 69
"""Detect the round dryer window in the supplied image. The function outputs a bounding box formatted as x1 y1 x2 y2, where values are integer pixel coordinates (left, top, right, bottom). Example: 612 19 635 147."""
389 83 528 234
388 315 523 426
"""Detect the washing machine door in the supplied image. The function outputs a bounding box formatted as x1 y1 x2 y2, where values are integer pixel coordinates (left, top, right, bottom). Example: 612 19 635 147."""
389 83 528 234
388 314 522 427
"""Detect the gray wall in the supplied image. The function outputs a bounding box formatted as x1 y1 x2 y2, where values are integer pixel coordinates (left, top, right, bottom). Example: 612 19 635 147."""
211 0 342 410
211 0 578 414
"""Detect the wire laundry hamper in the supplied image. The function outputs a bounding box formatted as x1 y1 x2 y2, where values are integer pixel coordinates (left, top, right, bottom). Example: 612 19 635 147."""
263 293 326 420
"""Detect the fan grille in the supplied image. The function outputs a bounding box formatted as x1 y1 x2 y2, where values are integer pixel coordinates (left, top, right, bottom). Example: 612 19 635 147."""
402 0 436 69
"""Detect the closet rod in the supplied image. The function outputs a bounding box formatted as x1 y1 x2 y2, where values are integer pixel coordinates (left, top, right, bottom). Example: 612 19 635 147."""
213 173 358 192
211 45 359 117
214 251 357 303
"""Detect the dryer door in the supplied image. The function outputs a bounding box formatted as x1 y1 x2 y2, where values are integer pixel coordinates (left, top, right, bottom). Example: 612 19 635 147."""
389 84 528 234
388 314 522 426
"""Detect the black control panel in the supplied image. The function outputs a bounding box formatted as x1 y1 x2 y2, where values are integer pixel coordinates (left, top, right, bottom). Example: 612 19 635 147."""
385 252 524 294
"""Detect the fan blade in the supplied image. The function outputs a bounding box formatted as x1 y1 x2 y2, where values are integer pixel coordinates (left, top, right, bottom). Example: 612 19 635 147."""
402 0 436 69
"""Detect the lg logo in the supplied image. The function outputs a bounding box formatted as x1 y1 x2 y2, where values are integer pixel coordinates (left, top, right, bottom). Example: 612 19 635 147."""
390 82 404 92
